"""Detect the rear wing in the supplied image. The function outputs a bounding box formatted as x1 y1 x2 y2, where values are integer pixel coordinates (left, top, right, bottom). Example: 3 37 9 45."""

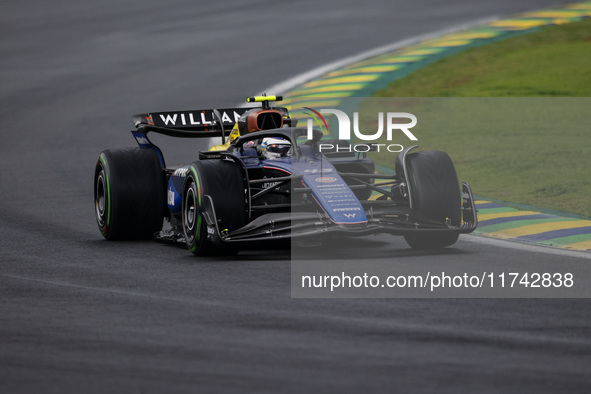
131 107 252 168
132 108 250 138
130 97 288 167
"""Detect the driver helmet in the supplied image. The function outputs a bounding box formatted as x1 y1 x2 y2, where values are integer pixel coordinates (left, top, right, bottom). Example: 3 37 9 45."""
260 137 291 160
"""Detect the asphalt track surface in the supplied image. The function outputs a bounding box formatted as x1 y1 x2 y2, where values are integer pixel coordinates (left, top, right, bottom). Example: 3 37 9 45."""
2 0 590 392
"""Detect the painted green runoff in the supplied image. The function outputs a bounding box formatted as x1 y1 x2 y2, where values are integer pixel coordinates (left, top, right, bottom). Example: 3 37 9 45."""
373 18 591 218
377 19 591 98
540 233 591 247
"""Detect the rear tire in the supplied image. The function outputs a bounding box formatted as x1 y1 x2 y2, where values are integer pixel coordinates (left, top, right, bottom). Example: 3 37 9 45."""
94 148 166 240
183 160 246 256
402 151 461 250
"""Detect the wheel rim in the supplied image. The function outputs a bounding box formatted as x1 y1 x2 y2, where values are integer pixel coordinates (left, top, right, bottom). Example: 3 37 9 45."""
95 169 107 226
184 184 197 243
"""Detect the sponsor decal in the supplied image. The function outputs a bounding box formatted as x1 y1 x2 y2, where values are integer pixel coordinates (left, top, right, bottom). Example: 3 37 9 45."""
315 177 337 183
304 168 333 173
262 181 280 189
167 187 175 206
173 167 189 177
304 107 417 154
261 176 280 189
333 207 361 212
316 184 345 188
156 109 245 127
318 143 404 153
159 112 212 126
135 136 150 145
343 213 356 218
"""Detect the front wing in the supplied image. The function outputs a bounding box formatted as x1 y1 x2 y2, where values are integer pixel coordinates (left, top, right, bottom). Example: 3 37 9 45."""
193 182 478 245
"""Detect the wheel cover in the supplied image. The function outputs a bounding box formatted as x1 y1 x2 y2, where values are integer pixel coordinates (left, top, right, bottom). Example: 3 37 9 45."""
184 184 197 244
95 170 107 227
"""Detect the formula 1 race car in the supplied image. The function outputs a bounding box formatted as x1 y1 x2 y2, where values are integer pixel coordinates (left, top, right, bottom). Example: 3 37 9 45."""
94 96 477 255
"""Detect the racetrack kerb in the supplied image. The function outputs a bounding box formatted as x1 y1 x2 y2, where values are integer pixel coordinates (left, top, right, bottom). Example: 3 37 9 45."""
280 1 591 251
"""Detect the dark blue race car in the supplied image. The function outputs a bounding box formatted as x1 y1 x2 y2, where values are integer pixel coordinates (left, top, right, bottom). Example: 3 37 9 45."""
94 96 477 255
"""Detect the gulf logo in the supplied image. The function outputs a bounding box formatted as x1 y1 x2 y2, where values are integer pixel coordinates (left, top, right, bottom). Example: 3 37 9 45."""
316 177 337 183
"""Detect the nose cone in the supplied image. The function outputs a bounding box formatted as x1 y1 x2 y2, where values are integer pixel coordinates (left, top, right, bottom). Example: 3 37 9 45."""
303 173 367 225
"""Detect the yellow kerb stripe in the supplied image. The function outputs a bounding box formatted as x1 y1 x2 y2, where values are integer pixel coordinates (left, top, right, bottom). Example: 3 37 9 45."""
326 65 401 77
398 49 443 55
288 92 353 99
566 4 591 10
439 31 499 40
289 84 367 95
478 210 540 221
552 18 579 24
488 220 591 239
489 19 550 29
288 99 342 108
564 240 591 251
303 75 380 88
523 11 588 17
378 55 425 63
424 39 473 47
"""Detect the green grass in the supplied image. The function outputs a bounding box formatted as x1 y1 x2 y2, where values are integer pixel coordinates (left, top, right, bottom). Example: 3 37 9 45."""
373 18 591 217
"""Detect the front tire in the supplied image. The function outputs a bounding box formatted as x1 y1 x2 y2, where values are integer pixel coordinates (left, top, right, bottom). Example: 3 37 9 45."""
402 151 461 250
183 160 246 256
94 148 165 240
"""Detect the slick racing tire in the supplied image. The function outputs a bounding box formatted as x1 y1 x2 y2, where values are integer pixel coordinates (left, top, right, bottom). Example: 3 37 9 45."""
94 147 166 240
402 151 461 250
182 160 246 256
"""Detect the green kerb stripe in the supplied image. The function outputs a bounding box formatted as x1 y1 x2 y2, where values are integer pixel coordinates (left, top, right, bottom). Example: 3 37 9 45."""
540 233 591 247
477 207 522 215
476 218 580 233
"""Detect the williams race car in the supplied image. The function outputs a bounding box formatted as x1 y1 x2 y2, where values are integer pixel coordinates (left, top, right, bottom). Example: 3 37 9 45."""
94 96 477 255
